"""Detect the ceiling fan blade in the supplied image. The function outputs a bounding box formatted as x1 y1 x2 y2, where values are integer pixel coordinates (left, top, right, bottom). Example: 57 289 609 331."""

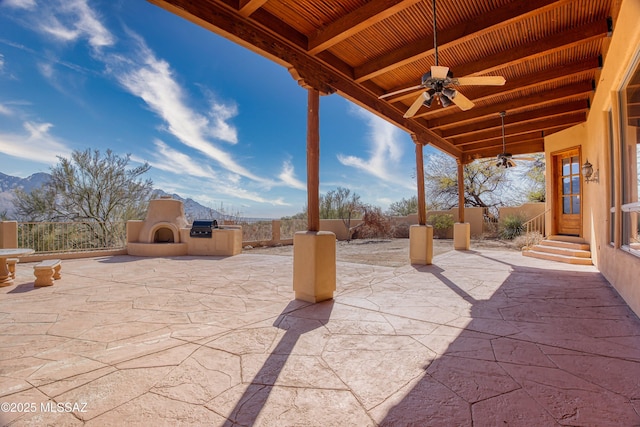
449 90 474 111
455 76 506 86
379 84 424 99
431 65 450 79
513 156 537 161
404 92 427 118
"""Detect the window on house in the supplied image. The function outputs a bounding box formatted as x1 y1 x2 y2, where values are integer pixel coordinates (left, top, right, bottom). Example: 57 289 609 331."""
609 109 615 246
620 61 640 256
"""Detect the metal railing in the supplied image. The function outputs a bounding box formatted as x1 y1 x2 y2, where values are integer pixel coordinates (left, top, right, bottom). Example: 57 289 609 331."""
522 209 549 249
17 222 126 254
237 219 273 242
279 219 307 240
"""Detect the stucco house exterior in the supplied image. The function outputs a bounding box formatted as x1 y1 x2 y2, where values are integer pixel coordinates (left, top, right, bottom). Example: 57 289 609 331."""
544 0 640 316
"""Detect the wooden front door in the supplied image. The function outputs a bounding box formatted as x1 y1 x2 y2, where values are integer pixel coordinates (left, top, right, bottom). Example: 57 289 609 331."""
554 148 582 236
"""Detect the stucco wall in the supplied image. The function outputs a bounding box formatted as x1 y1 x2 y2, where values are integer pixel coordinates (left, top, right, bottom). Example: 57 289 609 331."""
544 0 640 316
319 219 364 240
499 203 546 223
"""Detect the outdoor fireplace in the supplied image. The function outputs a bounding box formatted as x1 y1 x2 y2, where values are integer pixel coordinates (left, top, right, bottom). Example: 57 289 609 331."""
126 195 242 257
154 227 175 243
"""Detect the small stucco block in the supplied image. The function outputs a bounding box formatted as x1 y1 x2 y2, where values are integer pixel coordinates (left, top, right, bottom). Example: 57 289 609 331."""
409 225 433 265
293 231 336 303
454 222 471 250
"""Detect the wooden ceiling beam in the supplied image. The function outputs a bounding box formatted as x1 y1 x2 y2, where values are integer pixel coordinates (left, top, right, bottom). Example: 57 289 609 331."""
423 80 593 128
450 113 586 145
465 135 544 153
440 100 589 137
238 0 268 17
355 0 569 82
465 131 544 151
378 17 607 102
453 19 609 77
465 139 546 161
308 0 422 55
386 56 600 108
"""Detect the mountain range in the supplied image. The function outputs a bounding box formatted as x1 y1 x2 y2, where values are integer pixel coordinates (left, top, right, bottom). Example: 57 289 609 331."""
0 172 228 221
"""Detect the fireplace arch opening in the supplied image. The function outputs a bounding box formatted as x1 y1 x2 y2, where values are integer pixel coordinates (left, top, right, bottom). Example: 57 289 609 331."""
145 222 180 244
154 227 175 243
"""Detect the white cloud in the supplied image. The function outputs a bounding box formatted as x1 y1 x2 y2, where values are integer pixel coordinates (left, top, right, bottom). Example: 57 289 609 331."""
137 140 287 205
278 160 306 190
216 184 289 206
0 104 11 116
112 37 269 184
208 102 238 144
1 0 36 9
337 107 413 189
38 0 114 50
0 121 72 164
143 139 219 179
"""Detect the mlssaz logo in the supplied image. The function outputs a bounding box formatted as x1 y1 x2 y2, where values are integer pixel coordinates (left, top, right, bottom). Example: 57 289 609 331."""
40 402 88 413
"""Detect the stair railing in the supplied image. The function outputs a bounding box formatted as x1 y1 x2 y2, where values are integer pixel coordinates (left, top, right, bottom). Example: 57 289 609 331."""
522 209 549 250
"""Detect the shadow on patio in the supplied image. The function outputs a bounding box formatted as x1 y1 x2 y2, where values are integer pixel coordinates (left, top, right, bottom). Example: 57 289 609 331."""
0 248 638 425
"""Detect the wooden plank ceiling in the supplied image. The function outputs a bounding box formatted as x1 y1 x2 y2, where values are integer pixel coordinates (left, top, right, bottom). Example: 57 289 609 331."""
148 0 620 162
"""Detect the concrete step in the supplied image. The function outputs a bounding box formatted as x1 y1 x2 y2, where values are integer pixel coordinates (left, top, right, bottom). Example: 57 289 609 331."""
523 249 593 265
547 235 587 244
540 239 590 251
532 243 591 257
523 235 592 265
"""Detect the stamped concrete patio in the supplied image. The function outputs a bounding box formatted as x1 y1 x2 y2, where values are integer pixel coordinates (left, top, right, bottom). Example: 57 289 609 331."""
1 247 639 426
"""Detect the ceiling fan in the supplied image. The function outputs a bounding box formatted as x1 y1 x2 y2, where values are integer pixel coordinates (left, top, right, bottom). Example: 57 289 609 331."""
379 0 506 118
493 111 536 168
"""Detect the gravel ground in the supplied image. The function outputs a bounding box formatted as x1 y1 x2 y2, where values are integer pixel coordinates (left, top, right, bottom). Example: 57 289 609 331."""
244 238 519 267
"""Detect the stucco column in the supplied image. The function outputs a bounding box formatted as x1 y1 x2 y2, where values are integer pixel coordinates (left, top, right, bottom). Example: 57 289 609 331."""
0 221 18 249
409 137 433 264
293 88 336 302
454 159 470 250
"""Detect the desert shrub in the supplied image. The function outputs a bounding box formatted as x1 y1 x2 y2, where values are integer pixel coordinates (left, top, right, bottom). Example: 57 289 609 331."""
353 206 392 239
512 231 543 250
427 213 454 238
499 214 526 240
390 222 410 238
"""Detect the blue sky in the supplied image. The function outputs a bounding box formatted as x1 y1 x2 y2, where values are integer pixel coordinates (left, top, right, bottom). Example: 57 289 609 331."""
0 0 437 218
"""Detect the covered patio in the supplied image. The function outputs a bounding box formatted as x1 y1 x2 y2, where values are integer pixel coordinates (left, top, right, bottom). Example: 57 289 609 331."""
1 249 639 425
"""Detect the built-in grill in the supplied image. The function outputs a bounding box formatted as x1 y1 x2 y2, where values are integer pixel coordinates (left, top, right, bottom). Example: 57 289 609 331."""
190 220 218 238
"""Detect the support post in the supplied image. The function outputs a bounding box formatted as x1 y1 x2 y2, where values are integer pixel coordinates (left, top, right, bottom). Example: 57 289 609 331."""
409 136 433 264
457 160 465 224
415 141 426 226
454 159 470 250
293 88 336 302
307 89 320 232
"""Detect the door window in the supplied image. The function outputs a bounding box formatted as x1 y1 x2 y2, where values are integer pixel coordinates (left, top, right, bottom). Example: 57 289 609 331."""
561 156 580 214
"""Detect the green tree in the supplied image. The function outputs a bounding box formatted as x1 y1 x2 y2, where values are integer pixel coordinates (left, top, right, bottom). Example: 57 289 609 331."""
521 153 546 202
424 153 523 214
316 187 364 241
387 195 418 216
14 149 153 246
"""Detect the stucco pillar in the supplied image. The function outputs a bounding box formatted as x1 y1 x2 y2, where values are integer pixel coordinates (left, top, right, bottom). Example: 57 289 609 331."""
293 88 336 302
410 224 433 264
454 222 471 250
409 138 433 264
0 221 18 249
293 231 336 302
454 159 470 250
